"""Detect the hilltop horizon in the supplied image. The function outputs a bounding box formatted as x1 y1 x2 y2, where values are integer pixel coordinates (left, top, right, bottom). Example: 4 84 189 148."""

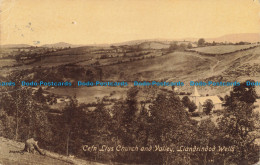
1 33 259 48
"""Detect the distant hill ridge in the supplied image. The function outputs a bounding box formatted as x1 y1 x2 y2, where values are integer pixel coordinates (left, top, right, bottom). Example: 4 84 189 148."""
0 44 32 48
182 33 260 43
41 42 83 48
1 33 259 48
207 33 260 43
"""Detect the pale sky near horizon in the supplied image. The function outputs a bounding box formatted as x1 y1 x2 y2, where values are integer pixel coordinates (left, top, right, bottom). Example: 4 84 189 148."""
0 0 260 45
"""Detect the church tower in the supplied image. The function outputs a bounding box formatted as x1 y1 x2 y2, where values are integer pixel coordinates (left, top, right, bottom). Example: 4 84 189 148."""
190 86 200 107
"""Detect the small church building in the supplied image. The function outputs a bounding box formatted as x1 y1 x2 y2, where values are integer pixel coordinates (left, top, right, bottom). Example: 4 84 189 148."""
190 86 223 112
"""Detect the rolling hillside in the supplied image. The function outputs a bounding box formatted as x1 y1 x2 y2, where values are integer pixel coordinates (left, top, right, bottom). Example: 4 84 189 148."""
100 51 213 81
0 42 259 96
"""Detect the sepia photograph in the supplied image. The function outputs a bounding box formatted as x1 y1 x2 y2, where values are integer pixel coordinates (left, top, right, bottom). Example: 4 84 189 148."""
0 0 260 164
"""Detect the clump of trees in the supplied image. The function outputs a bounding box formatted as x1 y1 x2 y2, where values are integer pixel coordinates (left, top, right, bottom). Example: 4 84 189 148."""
0 87 52 146
182 96 197 112
203 99 214 115
218 80 259 165
169 42 192 51
198 38 205 47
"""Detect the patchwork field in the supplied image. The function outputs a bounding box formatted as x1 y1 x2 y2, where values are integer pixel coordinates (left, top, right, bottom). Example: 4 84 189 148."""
0 43 259 99
189 44 258 55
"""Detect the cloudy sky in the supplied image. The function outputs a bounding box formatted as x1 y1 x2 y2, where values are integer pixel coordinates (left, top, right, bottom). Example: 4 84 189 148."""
0 0 259 45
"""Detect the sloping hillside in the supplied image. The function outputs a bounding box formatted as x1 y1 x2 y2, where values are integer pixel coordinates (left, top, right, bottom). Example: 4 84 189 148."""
101 51 214 81
0 137 105 165
99 45 260 96
0 44 259 96
190 46 260 95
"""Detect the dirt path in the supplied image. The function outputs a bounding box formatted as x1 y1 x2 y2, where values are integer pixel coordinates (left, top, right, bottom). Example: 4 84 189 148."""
210 60 220 73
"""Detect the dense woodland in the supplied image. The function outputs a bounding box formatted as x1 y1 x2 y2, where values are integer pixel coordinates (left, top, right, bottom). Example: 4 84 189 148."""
0 78 259 165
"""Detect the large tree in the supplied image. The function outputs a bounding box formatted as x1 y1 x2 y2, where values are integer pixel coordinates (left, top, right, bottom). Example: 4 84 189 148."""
217 81 259 165
57 97 91 156
0 87 52 144
182 96 197 112
198 38 205 47
149 93 197 164
224 80 257 106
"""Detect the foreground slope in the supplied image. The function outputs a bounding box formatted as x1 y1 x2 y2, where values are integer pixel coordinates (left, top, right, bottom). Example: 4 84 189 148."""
0 137 105 165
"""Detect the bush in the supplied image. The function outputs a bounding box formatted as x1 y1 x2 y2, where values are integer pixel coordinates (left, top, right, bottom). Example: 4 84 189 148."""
190 112 200 117
213 109 223 116
203 99 214 115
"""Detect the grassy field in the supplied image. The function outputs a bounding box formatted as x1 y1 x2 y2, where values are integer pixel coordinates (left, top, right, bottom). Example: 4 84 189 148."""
32 54 92 67
47 86 128 103
0 59 17 67
138 41 170 49
189 44 258 55
100 51 214 82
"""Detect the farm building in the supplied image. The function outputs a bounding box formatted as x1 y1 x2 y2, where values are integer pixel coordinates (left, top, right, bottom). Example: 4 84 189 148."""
190 86 223 112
